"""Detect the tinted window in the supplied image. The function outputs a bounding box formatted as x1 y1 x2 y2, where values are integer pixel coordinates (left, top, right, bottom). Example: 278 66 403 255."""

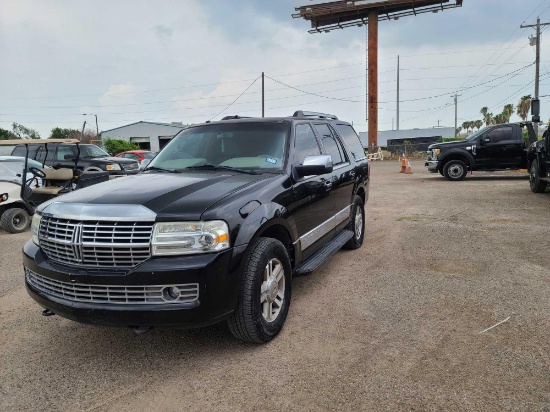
294 124 321 164
143 152 156 159
12 146 39 159
314 124 345 165
56 146 74 161
333 124 366 160
487 126 514 143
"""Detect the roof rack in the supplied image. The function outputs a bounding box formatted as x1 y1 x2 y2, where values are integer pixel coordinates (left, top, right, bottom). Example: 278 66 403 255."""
221 115 253 120
292 111 338 120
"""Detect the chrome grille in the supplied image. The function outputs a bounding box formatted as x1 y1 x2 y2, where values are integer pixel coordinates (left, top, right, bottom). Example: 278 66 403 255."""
39 216 154 267
26 269 199 305
122 162 139 171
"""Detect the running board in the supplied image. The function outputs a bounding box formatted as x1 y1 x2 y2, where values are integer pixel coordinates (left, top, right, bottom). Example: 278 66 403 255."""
540 177 550 182
294 230 353 276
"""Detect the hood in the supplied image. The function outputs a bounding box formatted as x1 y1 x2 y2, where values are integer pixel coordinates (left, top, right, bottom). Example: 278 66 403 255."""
47 171 275 220
428 140 467 150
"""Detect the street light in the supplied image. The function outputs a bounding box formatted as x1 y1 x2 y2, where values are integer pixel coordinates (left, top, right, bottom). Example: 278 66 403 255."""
82 113 99 140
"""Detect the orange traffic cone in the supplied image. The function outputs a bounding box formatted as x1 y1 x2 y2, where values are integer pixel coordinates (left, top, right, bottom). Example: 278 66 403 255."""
405 160 413 174
399 155 406 173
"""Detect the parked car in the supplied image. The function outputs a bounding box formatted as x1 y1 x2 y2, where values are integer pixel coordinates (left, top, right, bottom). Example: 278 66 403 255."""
425 122 537 181
23 111 369 343
11 143 140 177
527 125 550 193
115 150 156 163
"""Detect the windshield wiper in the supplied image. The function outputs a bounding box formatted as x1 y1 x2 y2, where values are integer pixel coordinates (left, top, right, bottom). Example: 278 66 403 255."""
186 164 258 175
145 166 180 173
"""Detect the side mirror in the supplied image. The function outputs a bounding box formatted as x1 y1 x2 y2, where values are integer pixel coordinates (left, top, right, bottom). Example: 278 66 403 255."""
294 155 333 177
140 159 151 170
64 154 74 161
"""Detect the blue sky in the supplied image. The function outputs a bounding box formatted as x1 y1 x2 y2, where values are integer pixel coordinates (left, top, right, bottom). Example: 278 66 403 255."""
1 0 549 137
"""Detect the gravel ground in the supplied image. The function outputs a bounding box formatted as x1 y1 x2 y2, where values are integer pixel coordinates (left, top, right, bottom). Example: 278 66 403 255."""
1 161 549 412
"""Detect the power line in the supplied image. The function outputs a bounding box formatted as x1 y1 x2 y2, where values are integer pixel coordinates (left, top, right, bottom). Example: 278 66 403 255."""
208 77 260 121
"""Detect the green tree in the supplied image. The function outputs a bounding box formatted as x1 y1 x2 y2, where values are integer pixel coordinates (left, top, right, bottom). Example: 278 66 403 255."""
480 107 492 126
502 104 514 123
102 138 140 156
461 121 470 133
0 127 17 140
12 122 40 139
516 95 532 122
474 120 483 131
49 127 80 140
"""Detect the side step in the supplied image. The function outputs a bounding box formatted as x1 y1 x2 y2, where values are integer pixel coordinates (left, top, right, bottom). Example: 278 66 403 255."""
294 230 353 276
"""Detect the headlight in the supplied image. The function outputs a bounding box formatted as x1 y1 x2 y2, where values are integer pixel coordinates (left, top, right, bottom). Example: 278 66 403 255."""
433 149 441 156
31 213 42 245
106 164 121 171
152 221 230 256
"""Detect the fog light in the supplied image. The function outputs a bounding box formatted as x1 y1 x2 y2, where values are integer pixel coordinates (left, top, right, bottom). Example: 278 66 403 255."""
162 286 180 301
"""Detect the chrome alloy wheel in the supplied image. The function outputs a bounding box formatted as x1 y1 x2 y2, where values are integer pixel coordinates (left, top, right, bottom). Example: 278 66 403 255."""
448 163 464 179
260 258 285 323
355 207 363 240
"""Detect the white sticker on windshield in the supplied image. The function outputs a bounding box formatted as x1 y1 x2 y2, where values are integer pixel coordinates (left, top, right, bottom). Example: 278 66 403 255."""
265 157 277 164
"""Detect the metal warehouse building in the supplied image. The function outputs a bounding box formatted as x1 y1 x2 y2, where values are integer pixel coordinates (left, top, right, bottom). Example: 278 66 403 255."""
359 127 455 148
100 121 187 152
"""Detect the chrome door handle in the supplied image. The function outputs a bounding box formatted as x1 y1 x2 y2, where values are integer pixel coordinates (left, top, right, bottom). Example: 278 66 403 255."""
350 170 356 177
324 180 332 189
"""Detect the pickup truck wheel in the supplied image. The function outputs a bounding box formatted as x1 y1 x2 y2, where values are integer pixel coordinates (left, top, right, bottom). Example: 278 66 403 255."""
1 207 30 233
227 237 292 343
443 160 468 181
529 160 547 193
344 196 365 250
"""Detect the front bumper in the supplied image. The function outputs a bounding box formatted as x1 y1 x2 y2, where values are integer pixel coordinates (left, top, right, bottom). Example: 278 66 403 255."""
23 241 244 328
425 160 438 172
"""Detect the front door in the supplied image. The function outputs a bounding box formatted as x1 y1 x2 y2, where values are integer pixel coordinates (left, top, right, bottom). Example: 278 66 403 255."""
481 125 520 168
290 123 335 256
313 123 354 229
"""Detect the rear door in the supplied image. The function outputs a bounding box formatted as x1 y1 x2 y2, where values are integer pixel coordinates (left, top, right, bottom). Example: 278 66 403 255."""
291 122 335 255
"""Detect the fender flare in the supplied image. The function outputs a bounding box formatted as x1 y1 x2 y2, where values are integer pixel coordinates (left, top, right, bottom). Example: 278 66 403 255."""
438 150 475 170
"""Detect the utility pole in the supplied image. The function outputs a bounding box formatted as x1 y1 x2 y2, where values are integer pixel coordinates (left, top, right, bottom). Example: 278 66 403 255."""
367 10 379 149
521 17 550 136
396 55 400 131
261 72 265 118
83 113 99 142
452 94 461 137
81 121 86 141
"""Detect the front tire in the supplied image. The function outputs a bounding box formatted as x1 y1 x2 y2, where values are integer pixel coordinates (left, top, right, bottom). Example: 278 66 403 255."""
529 160 547 193
227 238 292 343
1 207 30 233
344 195 365 250
443 160 468 181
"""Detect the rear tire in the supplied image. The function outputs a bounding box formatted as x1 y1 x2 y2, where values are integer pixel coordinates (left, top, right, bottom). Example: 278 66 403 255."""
443 160 468 181
227 238 292 343
529 160 547 193
1 207 30 233
344 196 365 250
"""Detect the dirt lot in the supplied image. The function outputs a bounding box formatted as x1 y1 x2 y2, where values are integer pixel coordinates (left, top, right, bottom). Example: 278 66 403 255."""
1 160 549 412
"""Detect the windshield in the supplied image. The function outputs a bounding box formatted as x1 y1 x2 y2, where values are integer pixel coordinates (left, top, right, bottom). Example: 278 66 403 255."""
79 145 110 158
0 158 44 175
465 127 487 141
148 122 289 172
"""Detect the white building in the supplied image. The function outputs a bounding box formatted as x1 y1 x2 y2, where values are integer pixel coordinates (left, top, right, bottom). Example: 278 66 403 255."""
358 127 455 148
100 121 187 152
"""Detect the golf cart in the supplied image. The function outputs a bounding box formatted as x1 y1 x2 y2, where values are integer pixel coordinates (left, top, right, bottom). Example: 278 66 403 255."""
0 139 109 233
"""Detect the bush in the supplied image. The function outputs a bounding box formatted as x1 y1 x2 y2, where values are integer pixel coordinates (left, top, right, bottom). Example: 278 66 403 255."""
103 138 140 156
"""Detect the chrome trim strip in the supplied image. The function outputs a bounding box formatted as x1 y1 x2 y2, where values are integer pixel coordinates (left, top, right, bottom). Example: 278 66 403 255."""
40 203 157 222
298 205 351 250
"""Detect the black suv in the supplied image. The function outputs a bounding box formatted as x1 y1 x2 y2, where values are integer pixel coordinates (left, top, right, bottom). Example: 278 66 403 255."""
12 143 140 177
527 126 550 193
23 112 369 343
425 122 537 181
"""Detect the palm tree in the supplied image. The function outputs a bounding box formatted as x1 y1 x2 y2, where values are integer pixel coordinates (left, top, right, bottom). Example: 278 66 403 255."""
516 95 532 122
503 104 514 123
462 121 470 134
480 107 491 126
474 120 483 130
493 113 506 124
